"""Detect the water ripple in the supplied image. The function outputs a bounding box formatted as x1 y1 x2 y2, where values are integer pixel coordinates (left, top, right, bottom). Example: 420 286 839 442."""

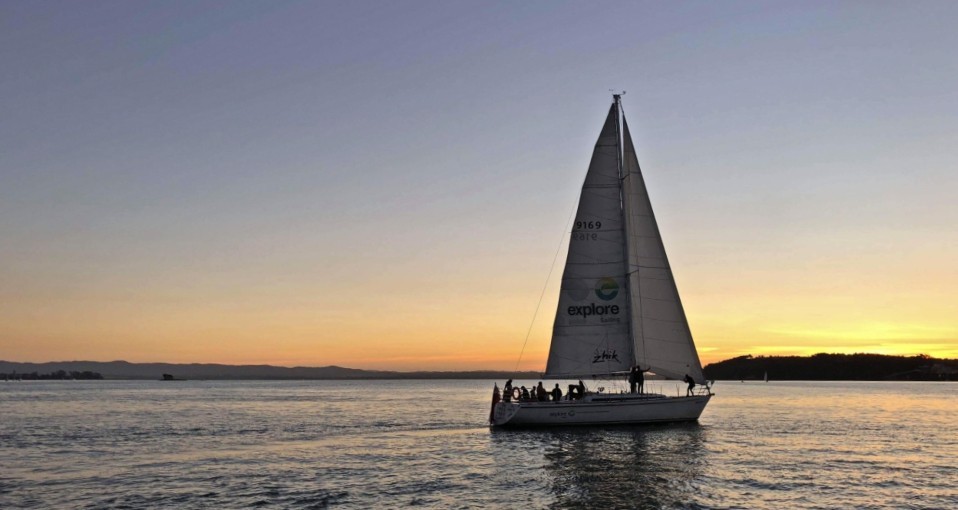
2 380 957 508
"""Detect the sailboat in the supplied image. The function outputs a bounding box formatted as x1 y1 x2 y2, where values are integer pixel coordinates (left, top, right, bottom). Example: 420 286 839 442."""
490 95 712 427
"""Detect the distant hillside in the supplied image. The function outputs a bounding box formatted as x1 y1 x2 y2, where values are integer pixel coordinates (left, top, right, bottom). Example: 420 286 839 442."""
0 360 540 381
704 353 958 381
9 354 954 381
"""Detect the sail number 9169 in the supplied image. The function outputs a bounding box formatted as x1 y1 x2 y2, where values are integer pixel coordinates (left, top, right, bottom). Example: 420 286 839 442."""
573 221 601 241
574 221 602 230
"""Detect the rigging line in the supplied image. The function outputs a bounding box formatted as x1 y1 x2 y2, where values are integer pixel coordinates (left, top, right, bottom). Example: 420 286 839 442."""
513 200 578 373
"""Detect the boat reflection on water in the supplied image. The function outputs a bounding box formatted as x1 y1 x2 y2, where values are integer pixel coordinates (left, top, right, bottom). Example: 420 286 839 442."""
490 423 707 509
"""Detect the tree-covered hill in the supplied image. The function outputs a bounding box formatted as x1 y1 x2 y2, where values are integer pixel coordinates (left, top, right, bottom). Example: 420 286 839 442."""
704 353 958 381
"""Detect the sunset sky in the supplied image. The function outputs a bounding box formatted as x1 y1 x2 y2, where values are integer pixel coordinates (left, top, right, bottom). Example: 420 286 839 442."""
2 1 956 370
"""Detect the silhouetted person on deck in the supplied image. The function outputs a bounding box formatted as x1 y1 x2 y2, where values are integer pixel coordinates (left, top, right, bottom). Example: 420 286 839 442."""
536 382 548 402
684 374 696 396
551 384 562 402
503 379 513 401
630 366 650 394
520 386 530 401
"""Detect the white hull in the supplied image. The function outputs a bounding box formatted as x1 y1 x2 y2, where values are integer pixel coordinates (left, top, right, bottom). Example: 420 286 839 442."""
491 393 711 428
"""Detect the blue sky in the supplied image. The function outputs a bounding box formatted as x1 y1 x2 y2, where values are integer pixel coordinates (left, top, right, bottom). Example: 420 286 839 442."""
2 1 956 367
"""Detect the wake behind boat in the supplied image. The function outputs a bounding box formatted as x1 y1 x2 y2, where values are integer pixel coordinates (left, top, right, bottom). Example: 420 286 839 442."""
491 95 712 428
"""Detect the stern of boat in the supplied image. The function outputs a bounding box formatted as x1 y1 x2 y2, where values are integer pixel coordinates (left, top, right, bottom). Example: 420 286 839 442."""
490 401 521 427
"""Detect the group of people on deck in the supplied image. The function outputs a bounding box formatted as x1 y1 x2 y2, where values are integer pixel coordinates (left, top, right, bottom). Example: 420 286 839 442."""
500 368 698 403
501 379 586 403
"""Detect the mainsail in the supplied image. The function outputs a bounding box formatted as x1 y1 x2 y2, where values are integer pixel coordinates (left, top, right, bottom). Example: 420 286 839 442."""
545 104 632 378
545 98 705 383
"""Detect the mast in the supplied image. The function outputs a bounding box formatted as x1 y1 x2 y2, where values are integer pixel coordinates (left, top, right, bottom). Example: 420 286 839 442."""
613 94 638 369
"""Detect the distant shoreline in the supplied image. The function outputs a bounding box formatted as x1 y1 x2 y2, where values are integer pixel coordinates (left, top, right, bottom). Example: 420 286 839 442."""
0 359 542 381
3 353 956 381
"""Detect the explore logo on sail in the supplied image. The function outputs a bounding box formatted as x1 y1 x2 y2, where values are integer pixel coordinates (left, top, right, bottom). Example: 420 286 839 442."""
595 277 618 301
567 302 620 318
566 277 622 322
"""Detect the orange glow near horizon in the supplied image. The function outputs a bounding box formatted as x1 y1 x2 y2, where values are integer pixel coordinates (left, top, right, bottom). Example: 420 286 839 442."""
3 274 956 370
3 221 957 370
3 228 956 370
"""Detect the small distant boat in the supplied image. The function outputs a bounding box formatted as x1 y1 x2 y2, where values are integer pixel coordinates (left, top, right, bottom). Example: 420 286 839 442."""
490 95 712 427
160 373 186 381
764 371 769 383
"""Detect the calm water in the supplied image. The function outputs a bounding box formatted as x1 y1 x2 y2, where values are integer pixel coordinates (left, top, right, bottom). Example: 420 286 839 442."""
1 380 956 509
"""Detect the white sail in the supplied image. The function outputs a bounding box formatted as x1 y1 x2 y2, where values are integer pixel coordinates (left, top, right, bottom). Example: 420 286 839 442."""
622 116 705 383
545 104 633 378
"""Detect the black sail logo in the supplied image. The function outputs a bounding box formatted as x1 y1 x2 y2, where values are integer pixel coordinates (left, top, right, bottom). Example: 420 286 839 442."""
592 349 620 363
